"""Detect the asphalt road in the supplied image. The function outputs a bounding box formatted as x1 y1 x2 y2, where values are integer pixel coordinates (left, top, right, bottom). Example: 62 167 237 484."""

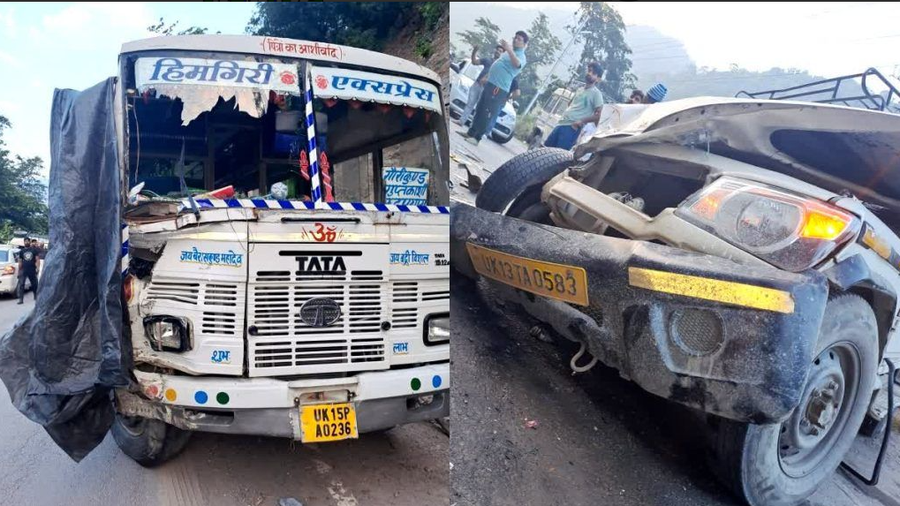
0 295 449 506
447 119 527 206
448 123 900 506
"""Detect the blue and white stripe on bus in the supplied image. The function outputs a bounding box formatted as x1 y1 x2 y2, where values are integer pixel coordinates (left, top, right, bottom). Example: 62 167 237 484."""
179 198 449 214
121 222 129 276
305 71 323 202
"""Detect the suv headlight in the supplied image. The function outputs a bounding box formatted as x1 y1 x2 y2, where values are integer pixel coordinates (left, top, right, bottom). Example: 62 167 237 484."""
676 177 860 272
143 316 192 352
424 313 449 346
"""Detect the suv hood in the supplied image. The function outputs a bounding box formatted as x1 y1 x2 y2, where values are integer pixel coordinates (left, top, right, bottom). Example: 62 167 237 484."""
577 97 900 213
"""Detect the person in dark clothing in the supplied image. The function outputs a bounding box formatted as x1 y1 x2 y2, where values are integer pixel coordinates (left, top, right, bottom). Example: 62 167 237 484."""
460 30 529 146
16 237 40 305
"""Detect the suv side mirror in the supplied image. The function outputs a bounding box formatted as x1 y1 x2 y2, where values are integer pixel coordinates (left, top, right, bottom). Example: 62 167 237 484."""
450 62 460 73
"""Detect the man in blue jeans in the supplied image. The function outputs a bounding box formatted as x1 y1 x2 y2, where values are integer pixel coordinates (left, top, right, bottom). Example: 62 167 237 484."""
460 30 528 146
544 61 605 151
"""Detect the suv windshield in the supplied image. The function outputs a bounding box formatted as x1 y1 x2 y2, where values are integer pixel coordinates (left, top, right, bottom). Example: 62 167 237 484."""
0 249 8 263
125 52 447 206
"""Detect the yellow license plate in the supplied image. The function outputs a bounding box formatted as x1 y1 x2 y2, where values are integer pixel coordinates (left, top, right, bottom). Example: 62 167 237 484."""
466 243 590 306
299 403 358 443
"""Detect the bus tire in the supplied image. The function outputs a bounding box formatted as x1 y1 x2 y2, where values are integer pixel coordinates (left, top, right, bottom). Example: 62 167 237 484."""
111 413 193 467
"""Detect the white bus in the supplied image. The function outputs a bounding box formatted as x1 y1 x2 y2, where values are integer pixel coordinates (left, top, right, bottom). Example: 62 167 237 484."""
112 35 449 465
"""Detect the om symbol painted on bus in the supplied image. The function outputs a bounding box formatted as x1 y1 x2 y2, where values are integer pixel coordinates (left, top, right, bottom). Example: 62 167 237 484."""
310 223 339 243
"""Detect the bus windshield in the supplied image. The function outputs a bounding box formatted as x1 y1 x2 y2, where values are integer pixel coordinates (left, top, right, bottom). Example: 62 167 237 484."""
124 52 448 206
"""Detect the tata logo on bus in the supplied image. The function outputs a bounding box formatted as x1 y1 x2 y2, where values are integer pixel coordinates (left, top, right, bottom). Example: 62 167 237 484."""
295 255 347 273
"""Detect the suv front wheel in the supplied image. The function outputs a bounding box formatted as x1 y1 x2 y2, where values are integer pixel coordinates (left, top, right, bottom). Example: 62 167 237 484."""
710 294 878 506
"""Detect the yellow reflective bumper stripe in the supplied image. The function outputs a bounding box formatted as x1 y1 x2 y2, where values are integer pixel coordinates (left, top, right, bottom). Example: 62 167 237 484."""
628 267 795 314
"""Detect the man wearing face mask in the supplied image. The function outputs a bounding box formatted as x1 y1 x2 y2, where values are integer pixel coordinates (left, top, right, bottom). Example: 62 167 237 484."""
543 61 605 151
459 30 528 146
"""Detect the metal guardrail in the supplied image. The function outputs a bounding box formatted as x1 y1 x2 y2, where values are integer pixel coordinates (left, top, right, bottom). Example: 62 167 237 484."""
736 67 900 113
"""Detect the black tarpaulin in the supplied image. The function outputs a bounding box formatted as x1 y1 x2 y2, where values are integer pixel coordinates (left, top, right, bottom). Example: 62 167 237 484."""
0 78 132 461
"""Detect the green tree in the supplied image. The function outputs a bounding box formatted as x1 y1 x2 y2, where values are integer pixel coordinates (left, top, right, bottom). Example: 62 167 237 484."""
247 2 415 51
147 17 210 36
0 115 48 240
456 17 501 60
515 12 562 112
569 2 635 102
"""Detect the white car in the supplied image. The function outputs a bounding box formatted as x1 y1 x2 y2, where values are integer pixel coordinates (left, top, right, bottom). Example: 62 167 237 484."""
0 246 27 296
449 60 517 144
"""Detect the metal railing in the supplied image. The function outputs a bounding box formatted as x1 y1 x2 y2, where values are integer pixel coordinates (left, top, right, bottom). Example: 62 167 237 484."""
735 67 900 113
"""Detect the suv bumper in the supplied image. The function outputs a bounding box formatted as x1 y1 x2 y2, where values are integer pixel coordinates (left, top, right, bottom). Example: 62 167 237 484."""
117 363 449 439
451 202 828 424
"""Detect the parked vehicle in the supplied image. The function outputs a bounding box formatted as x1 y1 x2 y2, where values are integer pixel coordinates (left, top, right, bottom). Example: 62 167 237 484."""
100 35 450 466
451 94 900 506
0 245 24 296
449 59 517 144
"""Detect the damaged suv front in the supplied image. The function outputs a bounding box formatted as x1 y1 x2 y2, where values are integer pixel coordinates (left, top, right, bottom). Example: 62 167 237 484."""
452 98 900 506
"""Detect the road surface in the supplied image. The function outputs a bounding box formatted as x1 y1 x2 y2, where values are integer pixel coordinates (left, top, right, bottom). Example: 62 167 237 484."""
448 123 900 506
450 277 900 506
0 295 448 506
447 119 527 207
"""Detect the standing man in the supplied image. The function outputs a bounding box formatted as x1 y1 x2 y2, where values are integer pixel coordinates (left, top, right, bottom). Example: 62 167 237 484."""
16 237 40 305
460 30 528 146
544 62 605 151
457 44 504 127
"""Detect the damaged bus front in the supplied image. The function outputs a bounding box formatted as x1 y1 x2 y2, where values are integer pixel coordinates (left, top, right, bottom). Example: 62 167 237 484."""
112 35 449 465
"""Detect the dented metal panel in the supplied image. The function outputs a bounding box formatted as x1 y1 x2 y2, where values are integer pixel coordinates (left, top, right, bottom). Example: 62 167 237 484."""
450 202 829 423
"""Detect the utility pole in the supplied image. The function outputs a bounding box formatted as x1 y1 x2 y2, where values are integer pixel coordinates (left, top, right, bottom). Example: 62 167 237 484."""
521 19 588 118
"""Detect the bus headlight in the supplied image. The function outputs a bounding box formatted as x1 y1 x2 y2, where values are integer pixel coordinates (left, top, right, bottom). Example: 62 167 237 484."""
143 316 192 352
424 314 449 345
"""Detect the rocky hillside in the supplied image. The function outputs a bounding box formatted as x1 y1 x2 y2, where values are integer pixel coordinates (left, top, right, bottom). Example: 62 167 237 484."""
382 5 450 106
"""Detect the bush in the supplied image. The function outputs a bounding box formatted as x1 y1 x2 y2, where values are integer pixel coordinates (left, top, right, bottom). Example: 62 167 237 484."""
417 3 446 30
513 113 539 142
415 36 433 59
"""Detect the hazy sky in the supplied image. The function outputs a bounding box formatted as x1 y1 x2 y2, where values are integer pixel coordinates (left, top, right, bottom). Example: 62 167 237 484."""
0 2 256 173
3 2 900 172
496 2 900 78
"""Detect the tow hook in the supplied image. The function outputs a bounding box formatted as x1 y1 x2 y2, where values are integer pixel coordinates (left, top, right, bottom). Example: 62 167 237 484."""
570 342 598 375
